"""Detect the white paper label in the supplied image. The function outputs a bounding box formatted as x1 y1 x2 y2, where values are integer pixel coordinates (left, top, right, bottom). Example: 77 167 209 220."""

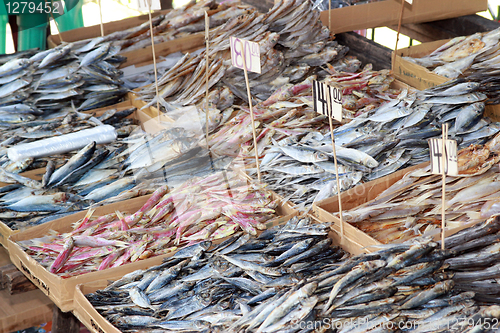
204 11 209 40
312 80 342 122
429 138 458 176
136 0 160 11
230 36 261 74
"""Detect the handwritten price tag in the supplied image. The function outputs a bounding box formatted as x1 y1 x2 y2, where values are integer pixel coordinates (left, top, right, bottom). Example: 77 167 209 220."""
429 138 458 176
230 37 261 74
313 80 342 122
136 0 160 11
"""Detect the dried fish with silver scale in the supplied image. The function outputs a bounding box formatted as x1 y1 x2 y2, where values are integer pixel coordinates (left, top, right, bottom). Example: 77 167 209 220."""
334 130 500 244
0 39 127 122
83 215 500 333
130 0 500 211
69 0 259 55
247 75 500 210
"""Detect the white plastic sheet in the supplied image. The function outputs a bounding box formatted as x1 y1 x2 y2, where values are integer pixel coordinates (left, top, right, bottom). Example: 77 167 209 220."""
8 125 117 161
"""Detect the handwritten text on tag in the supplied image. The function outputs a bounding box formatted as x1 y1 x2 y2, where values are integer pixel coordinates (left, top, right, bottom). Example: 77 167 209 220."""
312 80 342 122
230 37 261 74
429 138 458 176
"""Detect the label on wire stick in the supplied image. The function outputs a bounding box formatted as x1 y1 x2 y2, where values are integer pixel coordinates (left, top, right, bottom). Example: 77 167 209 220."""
136 0 160 11
428 138 458 176
230 37 261 74
313 80 342 122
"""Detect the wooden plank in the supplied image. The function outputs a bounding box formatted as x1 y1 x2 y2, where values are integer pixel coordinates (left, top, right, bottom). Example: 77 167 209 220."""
7 270 37 295
52 307 80 333
336 32 392 70
120 33 205 68
389 14 500 42
0 265 17 290
387 22 455 42
428 14 500 36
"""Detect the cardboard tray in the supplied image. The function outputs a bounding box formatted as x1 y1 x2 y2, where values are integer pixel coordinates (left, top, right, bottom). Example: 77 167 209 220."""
72 222 362 333
312 164 425 249
392 39 451 91
320 0 487 35
313 162 495 249
127 91 175 124
392 38 500 121
0 100 150 250
8 182 297 312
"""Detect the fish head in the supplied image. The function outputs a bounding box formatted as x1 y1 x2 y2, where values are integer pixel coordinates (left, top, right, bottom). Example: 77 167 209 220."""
199 240 212 251
366 159 379 168
19 58 32 67
314 151 329 162
268 32 280 47
472 101 485 113
465 82 480 91
20 114 36 122
472 93 488 102
301 281 318 296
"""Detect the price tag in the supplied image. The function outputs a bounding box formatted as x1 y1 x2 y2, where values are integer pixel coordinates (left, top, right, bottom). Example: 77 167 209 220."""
230 37 261 74
428 138 458 176
312 80 342 122
136 0 160 11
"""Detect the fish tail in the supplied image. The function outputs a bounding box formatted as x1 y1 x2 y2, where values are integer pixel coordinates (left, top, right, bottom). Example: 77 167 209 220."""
49 237 74 273
115 210 129 231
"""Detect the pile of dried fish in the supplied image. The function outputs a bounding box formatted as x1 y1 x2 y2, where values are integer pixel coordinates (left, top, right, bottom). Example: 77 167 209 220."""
87 216 348 332
85 215 500 333
0 106 138 172
257 138 365 209
245 78 500 210
207 63 399 158
445 217 500 303
403 32 489 78
0 123 231 230
0 40 127 124
71 0 257 55
324 64 402 118
402 28 500 103
135 0 347 111
17 171 278 277
338 131 500 243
